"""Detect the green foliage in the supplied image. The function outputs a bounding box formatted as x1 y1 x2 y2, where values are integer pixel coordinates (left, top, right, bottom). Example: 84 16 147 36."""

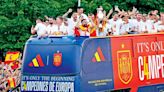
0 0 163 54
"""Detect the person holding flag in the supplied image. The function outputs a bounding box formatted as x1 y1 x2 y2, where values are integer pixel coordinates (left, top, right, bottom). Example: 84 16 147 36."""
75 16 96 37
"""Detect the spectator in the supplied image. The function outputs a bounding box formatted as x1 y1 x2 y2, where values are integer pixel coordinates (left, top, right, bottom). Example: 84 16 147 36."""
0 58 22 92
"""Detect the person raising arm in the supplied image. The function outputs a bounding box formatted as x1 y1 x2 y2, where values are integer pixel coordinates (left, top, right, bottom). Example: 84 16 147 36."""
31 19 47 37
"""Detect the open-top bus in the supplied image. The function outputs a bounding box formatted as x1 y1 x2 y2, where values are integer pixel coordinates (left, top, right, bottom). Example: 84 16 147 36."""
21 33 164 92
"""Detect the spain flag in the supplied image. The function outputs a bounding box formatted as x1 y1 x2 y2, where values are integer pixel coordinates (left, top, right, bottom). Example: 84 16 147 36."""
92 47 105 62
90 27 97 37
10 61 19 70
5 51 20 64
28 54 45 67
8 77 16 88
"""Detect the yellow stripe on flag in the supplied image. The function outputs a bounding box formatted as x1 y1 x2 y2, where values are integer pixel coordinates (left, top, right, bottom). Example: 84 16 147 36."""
5 52 20 61
9 78 15 88
32 58 39 67
95 52 101 62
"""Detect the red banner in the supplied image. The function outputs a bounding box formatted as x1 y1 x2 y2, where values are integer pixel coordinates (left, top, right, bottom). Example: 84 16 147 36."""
111 34 164 91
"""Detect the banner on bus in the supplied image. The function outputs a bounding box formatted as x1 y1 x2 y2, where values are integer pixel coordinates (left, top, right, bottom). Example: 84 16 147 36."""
111 34 164 89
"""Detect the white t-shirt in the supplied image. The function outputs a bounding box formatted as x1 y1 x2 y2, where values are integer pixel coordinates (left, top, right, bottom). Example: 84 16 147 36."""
153 21 161 33
158 25 164 31
108 18 123 35
153 21 164 32
129 19 142 32
140 21 148 32
128 19 135 30
98 23 111 36
146 20 155 33
77 13 89 23
120 22 130 34
46 24 56 35
157 21 164 31
34 23 46 36
78 26 90 36
53 23 68 35
67 18 77 36
79 30 90 36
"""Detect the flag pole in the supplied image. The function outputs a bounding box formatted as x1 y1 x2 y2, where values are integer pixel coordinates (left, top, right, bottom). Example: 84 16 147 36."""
78 0 81 7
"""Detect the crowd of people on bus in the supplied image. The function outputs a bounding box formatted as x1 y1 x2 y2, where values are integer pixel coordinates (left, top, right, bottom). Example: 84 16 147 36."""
0 60 22 92
31 6 164 37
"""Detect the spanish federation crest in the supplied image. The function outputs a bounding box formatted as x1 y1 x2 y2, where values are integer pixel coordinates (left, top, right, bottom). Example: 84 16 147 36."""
53 51 62 67
117 44 133 84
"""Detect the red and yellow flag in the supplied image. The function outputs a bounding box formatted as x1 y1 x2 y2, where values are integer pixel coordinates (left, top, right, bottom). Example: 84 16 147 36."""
74 27 80 36
90 27 97 37
8 77 16 88
5 51 20 64
10 61 19 70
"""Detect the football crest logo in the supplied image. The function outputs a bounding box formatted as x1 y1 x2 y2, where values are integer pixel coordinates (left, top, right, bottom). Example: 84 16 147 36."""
53 51 62 67
117 44 133 84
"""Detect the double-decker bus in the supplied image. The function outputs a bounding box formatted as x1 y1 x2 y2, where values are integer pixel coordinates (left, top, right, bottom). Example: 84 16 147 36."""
20 33 164 92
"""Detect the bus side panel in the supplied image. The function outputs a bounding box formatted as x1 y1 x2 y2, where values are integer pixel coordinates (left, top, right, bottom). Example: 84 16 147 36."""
81 38 114 92
138 84 164 92
22 45 81 75
110 34 164 91
21 74 80 92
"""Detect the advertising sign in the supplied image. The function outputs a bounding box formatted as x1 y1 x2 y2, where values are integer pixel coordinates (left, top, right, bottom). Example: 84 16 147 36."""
81 38 114 91
21 75 79 92
111 34 164 91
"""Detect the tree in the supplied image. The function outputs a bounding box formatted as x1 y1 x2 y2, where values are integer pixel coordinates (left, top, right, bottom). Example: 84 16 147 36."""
0 0 163 57
0 0 77 54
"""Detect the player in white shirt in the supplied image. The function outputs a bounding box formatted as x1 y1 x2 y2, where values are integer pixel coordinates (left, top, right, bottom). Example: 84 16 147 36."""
97 19 111 36
140 14 149 33
67 13 78 36
77 7 89 23
120 16 130 35
108 13 123 35
53 16 68 36
153 15 160 33
130 13 143 33
46 18 56 35
158 13 164 32
31 19 47 37
146 13 157 33
75 18 92 36
62 9 78 36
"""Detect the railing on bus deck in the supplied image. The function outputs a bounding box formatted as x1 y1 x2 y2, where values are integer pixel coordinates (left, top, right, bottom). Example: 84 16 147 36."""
30 32 164 39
